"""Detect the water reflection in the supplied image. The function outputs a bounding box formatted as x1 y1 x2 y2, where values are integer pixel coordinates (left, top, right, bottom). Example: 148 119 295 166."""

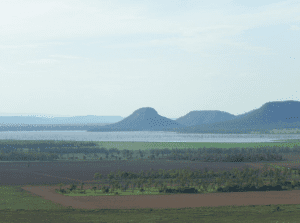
0 131 299 143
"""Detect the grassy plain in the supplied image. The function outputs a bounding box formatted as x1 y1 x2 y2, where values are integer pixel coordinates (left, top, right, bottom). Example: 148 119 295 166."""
2 139 300 222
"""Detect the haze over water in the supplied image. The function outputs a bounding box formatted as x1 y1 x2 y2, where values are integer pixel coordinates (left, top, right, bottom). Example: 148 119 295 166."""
0 131 299 143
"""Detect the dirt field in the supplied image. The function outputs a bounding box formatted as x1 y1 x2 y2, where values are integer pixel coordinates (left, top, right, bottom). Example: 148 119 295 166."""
0 158 258 186
21 184 300 209
1 153 299 186
5 153 300 210
247 153 300 171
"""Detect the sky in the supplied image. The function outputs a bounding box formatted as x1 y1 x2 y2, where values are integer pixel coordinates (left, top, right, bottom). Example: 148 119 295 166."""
0 0 299 119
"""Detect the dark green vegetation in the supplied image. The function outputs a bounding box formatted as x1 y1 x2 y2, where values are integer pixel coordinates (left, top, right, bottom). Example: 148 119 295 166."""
0 139 98 153
1 139 300 161
0 139 100 161
2 139 300 222
57 162 300 196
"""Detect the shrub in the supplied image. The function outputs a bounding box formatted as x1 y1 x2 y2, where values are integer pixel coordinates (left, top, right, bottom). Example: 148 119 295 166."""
102 186 109 193
69 183 77 191
59 189 67 194
159 187 198 194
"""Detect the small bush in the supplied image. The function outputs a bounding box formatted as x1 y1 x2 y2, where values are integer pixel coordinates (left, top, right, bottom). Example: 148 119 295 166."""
60 189 67 194
159 187 198 194
69 183 77 191
102 186 109 193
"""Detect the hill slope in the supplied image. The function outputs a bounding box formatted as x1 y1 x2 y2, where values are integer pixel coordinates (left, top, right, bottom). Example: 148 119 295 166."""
173 100 300 134
176 110 236 126
88 107 185 132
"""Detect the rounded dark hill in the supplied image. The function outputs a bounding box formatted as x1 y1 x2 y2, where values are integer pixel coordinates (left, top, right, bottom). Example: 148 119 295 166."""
131 107 158 117
176 110 236 127
88 107 185 132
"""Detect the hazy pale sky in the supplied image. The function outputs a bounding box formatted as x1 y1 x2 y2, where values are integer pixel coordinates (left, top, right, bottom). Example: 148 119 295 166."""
0 0 299 118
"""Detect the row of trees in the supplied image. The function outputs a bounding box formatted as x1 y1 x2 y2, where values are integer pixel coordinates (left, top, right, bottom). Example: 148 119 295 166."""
2 143 299 162
194 152 283 162
0 139 98 153
0 150 59 161
89 165 300 194
146 144 300 161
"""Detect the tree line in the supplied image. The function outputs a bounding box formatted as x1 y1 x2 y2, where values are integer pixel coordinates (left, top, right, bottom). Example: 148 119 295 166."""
1 143 299 162
0 150 59 161
77 163 300 195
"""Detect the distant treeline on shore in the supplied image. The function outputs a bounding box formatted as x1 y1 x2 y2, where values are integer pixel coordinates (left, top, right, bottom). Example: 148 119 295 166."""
1 139 300 162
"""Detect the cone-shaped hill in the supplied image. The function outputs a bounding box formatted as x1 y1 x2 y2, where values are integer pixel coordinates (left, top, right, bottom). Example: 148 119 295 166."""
174 100 300 134
88 107 186 132
176 110 236 127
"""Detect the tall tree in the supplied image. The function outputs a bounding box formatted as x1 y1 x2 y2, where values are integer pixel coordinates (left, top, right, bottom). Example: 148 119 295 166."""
94 173 102 190
124 180 130 192
116 149 121 157
107 172 115 188
132 180 137 193
155 149 160 159
169 178 174 188
147 178 154 193
121 149 127 159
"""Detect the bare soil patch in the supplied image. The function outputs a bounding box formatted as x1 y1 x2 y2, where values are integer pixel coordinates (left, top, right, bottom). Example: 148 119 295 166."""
21 185 300 209
2 154 299 186
247 153 300 172
0 159 253 186
9 154 300 210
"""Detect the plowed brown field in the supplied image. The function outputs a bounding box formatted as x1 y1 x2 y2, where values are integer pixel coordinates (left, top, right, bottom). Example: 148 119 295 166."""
0 159 255 186
9 153 300 209
21 185 300 209
247 153 300 172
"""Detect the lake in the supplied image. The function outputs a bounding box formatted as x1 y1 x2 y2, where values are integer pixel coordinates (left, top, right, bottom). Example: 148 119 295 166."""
0 131 299 143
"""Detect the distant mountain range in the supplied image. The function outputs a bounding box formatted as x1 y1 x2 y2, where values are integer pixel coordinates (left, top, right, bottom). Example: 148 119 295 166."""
88 100 300 134
0 115 124 125
1 100 299 133
173 100 300 134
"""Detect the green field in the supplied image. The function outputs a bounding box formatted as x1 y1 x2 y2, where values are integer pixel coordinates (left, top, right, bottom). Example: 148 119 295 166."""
2 139 300 222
